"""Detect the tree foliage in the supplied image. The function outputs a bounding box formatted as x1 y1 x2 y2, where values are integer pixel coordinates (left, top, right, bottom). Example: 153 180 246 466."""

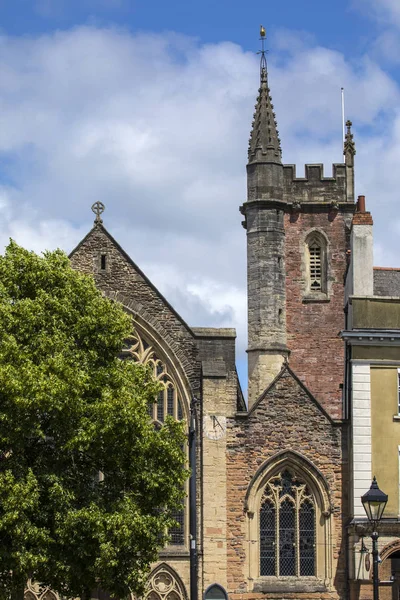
0 241 188 600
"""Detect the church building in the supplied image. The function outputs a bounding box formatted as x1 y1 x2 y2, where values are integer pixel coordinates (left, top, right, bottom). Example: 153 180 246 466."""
27 28 400 600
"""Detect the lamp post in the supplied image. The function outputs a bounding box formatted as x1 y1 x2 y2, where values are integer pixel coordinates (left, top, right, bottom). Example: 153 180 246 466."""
361 477 388 600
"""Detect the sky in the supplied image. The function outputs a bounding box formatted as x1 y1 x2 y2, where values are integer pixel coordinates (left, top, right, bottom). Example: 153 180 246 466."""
1 0 400 393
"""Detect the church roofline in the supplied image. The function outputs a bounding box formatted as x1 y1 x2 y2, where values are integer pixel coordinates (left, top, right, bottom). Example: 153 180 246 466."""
69 222 195 338
192 327 236 338
242 362 339 425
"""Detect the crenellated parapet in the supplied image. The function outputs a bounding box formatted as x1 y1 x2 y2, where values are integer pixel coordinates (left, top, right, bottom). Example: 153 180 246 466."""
282 163 349 205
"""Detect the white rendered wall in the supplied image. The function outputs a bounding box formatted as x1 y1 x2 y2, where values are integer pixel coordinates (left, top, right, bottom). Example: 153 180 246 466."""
351 224 374 297
352 362 372 517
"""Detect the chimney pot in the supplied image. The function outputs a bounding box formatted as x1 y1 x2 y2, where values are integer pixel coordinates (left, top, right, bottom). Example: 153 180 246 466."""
357 195 366 212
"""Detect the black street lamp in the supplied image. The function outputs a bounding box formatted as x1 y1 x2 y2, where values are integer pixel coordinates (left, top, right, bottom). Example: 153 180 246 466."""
361 477 388 600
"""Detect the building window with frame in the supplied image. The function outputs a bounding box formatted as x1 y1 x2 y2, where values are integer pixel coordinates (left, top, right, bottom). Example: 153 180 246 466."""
309 243 322 290
259 469 316 577
121 328 187 547
204 584 228 600
304 231 328 297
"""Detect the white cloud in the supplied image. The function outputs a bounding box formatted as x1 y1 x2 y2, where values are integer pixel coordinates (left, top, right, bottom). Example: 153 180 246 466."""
1 25 400 391
352 0 400 27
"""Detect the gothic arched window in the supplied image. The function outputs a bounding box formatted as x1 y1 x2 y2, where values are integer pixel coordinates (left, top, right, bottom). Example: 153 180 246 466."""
121 329 187 547
145 565 187 600
305 231 327 296
259 469 316 577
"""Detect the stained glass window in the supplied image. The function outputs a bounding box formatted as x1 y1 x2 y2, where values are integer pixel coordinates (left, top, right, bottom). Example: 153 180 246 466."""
259 469 316 577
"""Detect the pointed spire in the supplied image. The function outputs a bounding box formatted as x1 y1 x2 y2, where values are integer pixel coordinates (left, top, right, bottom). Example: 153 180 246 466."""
344 120 356 157
248 26 282 164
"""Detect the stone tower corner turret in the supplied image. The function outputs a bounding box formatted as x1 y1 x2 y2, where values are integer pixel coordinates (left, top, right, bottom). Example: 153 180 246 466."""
240 27 288 409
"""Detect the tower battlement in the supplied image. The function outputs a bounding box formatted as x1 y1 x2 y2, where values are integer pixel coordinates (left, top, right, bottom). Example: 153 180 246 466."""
282 163 348 204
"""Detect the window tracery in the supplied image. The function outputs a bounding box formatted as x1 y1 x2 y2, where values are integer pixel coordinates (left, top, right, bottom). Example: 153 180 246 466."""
121 330 184 424
24 582 58 600
145 566 186 600
260 469 316 577
121 328 186 547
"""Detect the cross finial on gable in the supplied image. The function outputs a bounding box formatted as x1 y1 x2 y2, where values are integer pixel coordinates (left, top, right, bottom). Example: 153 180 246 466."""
91 201 105 225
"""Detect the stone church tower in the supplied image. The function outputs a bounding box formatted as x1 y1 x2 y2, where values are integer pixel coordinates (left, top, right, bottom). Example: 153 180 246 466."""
241 43 355 417
36 28 359 600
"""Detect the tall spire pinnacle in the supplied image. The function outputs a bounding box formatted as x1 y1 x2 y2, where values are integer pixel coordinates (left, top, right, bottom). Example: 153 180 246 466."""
344 120 356 158
248 26 282 164
344 120 356 203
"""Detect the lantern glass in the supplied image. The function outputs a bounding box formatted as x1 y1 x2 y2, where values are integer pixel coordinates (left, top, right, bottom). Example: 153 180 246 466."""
361 477 388 525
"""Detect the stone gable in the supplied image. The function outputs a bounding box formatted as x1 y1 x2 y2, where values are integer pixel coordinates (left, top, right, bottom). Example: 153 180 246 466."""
226 366 347 598
69 223 201 392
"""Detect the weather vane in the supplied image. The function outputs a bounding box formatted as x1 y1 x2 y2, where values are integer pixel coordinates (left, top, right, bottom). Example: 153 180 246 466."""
91 201 105 224
258 25 267 81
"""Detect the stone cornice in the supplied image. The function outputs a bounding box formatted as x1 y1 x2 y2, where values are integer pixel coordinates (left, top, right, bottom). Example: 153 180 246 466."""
341 329 400 345
240 199 355 213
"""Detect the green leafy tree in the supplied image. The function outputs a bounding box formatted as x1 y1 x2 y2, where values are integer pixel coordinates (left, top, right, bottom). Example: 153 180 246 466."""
0 241 188 600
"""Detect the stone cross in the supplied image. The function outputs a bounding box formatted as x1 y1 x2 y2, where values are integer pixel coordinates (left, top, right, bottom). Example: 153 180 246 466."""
91 201 105 224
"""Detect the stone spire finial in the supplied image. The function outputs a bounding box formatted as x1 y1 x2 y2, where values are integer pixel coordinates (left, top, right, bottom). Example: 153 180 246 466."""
344 120 356 157
248 26 282 164
92 201 105 225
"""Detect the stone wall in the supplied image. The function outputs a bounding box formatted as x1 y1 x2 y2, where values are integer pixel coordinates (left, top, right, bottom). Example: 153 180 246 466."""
282 163 347 204
226 367 347 600
285 209 353 419
69 223 201 394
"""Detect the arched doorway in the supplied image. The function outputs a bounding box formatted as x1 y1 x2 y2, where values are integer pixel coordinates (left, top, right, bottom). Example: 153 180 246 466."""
204 584 228 600
378 546 400 600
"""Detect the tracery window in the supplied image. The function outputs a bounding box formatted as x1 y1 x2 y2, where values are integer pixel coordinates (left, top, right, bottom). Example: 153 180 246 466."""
25 583 58 600
121 329 186 547
145 566 186 600
260 469 316 577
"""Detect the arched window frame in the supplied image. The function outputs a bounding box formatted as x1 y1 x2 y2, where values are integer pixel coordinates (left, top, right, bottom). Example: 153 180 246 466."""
145 563 188 600
120 325 190 551
259 469 316 577
304 230 329 298
245 451 333 589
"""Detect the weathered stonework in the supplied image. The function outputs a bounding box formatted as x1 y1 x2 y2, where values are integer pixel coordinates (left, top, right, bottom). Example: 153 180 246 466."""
241 73 355 413
226 367 347 600
58 37 356 600
285 209 353 419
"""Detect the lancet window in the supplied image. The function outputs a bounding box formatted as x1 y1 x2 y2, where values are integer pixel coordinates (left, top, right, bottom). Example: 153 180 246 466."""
309 243 322 290
121 329 186 547
259 469 316 577
305 231 327 295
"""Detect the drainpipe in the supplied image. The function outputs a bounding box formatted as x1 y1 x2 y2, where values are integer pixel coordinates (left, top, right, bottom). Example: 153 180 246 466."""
189 397 198 600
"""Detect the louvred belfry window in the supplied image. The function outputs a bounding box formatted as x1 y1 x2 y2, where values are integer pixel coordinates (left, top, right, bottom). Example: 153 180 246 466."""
121 329 186 546
259 470 316 577
309 243 322 290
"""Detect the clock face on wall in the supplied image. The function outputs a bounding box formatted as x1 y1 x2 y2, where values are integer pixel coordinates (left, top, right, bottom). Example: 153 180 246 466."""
203 415 226 440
